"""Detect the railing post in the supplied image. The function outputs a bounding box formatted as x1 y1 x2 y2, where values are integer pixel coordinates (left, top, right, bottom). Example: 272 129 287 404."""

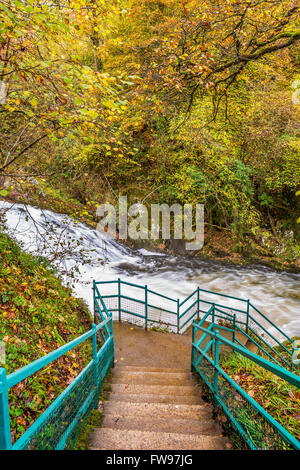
118 278 121 322
145 284 148 331
211 304 215 357
246 299 250 334
108 311 113 337
0 368 12 450
213 330 220 401
109 313 115 368
197 287 200 321
191 320 196 371
233 313 236 343
93 280 96 324
177 299 180 334
92 323 98 409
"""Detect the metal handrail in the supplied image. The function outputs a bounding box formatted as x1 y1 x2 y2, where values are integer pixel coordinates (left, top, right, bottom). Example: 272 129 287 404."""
94 279 294 367
0 316 114 450
249 302 292 344
193 322 299 387
1 276 296 451
191 319 300 450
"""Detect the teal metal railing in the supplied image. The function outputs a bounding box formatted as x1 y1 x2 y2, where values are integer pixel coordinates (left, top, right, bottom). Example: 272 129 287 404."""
93 279 295 368
191 312 300 450
0 314 114 450
1 279 297 451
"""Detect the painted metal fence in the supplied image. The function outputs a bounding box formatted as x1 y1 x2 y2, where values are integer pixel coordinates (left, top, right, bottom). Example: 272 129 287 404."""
191 310 300 450
1 278 298 451
0 315 114 450
93 279 295 368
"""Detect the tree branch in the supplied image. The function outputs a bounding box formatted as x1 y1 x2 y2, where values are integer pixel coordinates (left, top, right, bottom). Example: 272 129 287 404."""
0 133 50 172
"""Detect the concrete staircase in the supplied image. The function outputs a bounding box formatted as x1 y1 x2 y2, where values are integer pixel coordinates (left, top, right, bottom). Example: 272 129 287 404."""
89 366 231 450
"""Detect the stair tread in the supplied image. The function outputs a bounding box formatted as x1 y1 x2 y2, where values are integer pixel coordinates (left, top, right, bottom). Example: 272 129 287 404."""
90 358 231 450
113 371 192 379
108 392 202 404
89 428 228 450
111 383 198 396
101 414 222 435
103 400 212 420
112 372 193 386
117 366 189 373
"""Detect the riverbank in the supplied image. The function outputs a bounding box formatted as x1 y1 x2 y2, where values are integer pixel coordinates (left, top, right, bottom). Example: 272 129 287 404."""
1 178 299 273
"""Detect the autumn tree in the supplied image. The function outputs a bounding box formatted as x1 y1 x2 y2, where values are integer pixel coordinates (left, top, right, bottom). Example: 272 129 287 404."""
0 0 130 185
106 1 299 118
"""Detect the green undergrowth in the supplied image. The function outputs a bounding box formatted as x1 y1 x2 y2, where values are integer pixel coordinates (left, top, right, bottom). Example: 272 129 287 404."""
74 370 112 450
273 336 300 365
3 179 97 229
220 352 300 441
148 321 172 333
0 231 93 444
73 410 102 451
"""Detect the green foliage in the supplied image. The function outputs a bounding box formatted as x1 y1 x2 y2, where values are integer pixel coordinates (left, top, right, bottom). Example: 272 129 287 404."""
221 352 300 441
258 193 274 208
0 0 299 266
73 410 102 451
0 231 92 443
74 370 112 450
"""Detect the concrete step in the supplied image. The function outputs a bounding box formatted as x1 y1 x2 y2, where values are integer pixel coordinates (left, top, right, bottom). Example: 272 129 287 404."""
108 392 202 405
111 383 198 396
245 340 259 354
103 401 212 420
89 428 228 450
112 371 193 386
101 414 222 435
113 370 192 379
118 366 189 373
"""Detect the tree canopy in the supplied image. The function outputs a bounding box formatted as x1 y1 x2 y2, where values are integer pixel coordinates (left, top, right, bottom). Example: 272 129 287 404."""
0 0 299 262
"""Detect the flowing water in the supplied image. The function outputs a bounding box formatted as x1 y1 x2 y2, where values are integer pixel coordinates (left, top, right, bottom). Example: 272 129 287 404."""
0 202 299 338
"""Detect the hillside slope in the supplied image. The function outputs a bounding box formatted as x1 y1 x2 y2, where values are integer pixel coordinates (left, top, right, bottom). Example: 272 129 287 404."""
0 232 92 443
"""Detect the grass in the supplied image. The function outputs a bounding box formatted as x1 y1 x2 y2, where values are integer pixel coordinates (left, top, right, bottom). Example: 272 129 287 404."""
73 410 102 451
3 177 299 273
0 231 93 443
220 352 300 441
74 370 112 450
273 336 300 366
148 324 171 333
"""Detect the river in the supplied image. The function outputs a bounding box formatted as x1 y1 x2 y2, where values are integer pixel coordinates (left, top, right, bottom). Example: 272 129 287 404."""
0 201 299 338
